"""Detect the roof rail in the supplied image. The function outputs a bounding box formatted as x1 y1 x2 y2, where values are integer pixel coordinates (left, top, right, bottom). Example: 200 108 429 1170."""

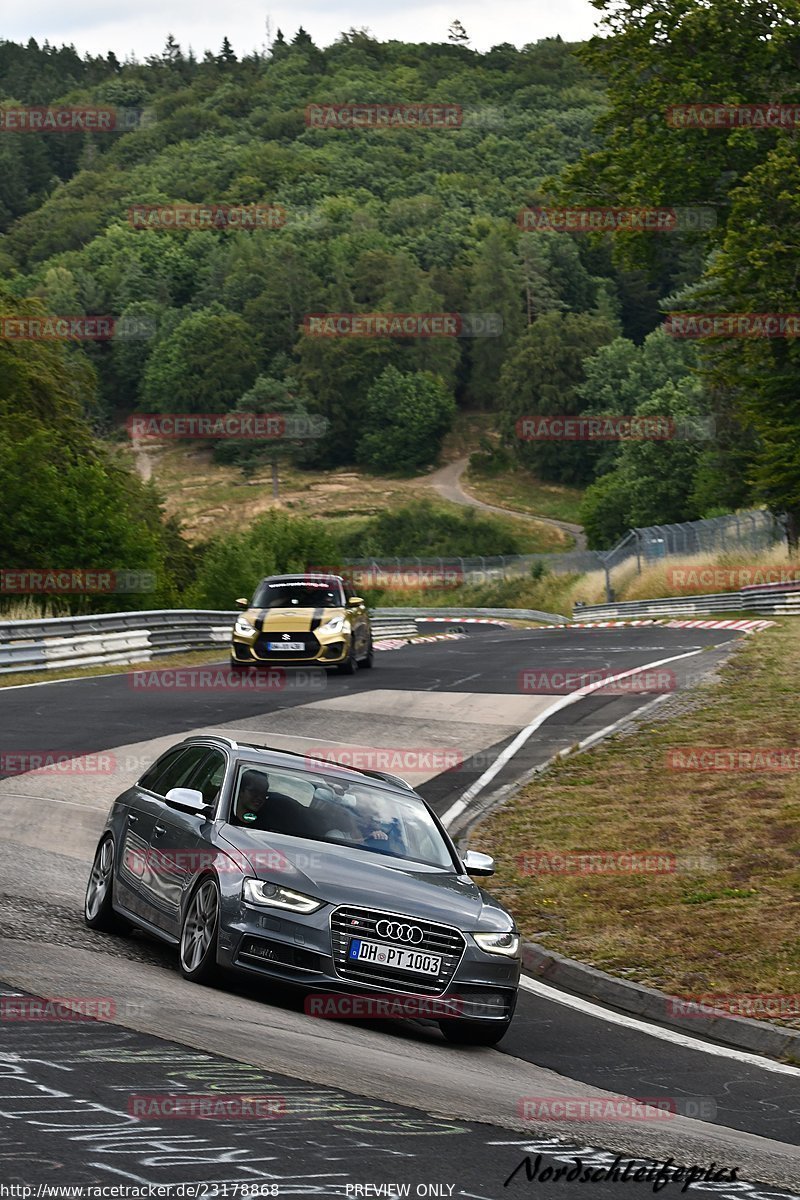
358 768 416 792
183 734 239 750
228 740 417 792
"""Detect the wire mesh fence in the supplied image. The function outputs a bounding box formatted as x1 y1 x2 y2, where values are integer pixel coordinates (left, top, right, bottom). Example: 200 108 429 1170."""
342 510 786 592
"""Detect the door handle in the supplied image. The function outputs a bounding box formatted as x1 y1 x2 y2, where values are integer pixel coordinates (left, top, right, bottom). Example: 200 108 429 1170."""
153 824 167 838
128 813 138 825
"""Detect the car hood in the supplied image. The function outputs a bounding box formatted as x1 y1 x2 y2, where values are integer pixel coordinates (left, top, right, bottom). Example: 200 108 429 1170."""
246 606 344 633
217 824 511 930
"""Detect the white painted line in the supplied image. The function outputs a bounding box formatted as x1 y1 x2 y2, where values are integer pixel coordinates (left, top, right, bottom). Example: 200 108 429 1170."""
440 648 704 827
518 975 800 1077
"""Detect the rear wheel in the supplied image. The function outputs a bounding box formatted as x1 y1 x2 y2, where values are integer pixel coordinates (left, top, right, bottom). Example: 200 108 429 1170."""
179 877 221 984
84 837 130 934
438 1017 512 1046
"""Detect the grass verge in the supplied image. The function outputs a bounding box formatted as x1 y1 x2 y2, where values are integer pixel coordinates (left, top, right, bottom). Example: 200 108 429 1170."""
471 620 800 1016
464 466 585 525
0 648 229 689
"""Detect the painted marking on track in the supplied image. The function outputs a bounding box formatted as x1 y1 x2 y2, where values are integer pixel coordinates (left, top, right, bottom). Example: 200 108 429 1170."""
440 648 704 827
518 975 800 1078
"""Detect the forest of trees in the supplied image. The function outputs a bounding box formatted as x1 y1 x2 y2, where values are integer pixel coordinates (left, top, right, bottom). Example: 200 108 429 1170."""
1 2 797 609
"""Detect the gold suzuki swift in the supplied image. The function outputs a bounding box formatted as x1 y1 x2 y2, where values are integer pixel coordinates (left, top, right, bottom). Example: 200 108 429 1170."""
230 574 373 674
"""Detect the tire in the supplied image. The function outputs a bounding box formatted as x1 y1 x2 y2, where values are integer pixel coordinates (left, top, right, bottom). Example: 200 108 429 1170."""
438 1017 513 1047
360 633 374 669
179 876 221 984
84 837 130 934
337 637 359 675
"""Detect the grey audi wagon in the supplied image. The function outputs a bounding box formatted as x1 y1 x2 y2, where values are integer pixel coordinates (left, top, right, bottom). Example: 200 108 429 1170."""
84 735 520 1044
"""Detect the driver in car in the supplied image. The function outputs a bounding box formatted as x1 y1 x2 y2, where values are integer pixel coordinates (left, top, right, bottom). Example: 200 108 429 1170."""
235 770 314 837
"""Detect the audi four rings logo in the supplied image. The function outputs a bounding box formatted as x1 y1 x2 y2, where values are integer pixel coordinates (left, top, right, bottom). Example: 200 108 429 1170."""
375 920 424 944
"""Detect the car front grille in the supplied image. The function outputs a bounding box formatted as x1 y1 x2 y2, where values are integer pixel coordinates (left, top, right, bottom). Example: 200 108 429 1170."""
330 905 465 995
253 632 320 661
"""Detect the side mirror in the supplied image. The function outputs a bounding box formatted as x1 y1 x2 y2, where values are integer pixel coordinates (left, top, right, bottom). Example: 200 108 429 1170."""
165 787 207 814
462 850 495 877
347 596 365 606
235 598 249 609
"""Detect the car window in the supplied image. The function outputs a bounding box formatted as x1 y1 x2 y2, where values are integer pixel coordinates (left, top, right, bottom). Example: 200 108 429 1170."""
226 763 454 869
252 580 344 608
185 749 227 810
140 747 210 797
139 748 186 793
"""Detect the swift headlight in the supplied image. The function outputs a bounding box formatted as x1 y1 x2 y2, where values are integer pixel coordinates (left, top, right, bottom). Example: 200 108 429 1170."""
234 615 255 636
317 615 345 636
242 879 324 914
473 930 520 958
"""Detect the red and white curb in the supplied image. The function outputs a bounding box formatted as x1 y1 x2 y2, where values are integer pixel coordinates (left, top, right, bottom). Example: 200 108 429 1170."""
414 617 511 627
374 632 467 652
537 618 775 632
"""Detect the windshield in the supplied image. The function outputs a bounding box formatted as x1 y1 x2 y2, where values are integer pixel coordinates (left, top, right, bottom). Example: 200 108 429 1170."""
228 763 454 870
252 579 345 609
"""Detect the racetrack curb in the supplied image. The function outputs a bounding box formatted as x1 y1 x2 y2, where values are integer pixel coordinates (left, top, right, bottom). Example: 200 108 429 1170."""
521 941 800 1062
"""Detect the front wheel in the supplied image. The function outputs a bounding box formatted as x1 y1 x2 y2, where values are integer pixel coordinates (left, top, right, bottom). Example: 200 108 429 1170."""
84 837 130 934
337 637 359 675
179 877 221 984
360 633 374 669
438 1017 513 1046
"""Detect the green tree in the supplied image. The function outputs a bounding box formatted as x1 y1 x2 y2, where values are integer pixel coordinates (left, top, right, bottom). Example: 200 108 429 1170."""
141 307 259 413
466 228 525 409
356 367 456 474
500 311 617 484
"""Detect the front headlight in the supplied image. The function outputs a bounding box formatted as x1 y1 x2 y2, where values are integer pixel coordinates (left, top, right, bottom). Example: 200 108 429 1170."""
242 878 324 914
234 615 255 636
473 930 520 958
317 615 345 636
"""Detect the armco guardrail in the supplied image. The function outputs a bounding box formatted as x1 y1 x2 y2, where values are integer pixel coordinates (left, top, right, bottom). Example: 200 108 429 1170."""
0 610 236 675
0 605 569 676
573 583 800 621
372 606 569 624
